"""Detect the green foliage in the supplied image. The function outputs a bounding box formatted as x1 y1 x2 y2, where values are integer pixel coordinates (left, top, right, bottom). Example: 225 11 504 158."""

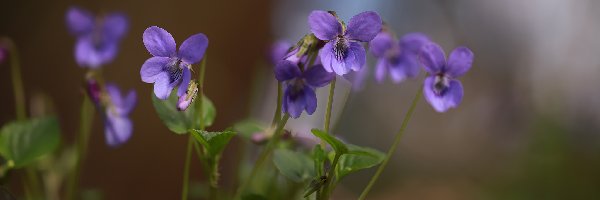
335 144 385 180
0 116 61 168
151 92 216 134
310 129 348 155
273 149 314 182
191 130 236 158
233 119 265 139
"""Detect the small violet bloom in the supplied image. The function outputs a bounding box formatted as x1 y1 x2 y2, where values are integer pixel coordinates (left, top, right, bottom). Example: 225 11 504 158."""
370 31 430 83
141 26 208 100
308 10 382 75
275 52 335 118
419 42 474 112
86 80 137 147
66 7 128 68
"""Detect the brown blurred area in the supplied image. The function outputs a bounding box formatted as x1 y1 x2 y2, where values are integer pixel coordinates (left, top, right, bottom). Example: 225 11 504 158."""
0 0 271 199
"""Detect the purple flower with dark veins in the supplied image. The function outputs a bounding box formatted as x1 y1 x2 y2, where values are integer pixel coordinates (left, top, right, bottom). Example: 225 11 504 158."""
275 53 335 118
66 6 128 68
419 42 474 112
85 80 136 147
140 26 208 100
308 10 382 75
370 31 429 83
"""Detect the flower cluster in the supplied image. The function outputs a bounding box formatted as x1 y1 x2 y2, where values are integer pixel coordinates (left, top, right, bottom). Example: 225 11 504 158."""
140 26 208 111
66 6 137 147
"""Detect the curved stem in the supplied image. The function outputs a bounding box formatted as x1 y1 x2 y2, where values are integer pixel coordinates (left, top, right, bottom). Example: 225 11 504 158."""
5 38 26 120
181 135 194 200
324 77 336 134
234 114 290 199
358 86 423 200
271 82 282 125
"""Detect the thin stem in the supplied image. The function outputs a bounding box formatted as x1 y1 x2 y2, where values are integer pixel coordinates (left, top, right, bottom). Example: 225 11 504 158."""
234 114 290 199
5 38 26 121
320 153 341 200
271 82 282 125
66 96 95 200
358 86 423 200
198 57 207 130
324 78 336 134
181 135 194 200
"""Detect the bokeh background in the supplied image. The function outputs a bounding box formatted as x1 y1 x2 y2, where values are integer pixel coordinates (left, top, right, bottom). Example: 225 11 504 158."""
2 0 600 199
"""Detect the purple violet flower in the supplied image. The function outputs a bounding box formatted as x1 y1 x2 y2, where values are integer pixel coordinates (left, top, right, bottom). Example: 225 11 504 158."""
269 41 292 66
308 11 382 76
85 80 137 147
419 42 474 112
275 52 335 118
66 6 128 68
140 26 208 100
370 32 430 83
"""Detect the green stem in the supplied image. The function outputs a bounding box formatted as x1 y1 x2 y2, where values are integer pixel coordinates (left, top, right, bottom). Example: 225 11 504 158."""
358 86 423 200
324 77 336 134
5 38 26 121
320 153 341 200
181 135 194 200
271 82 282 125
234 114 290 199
198 57 207 130
66 96 95 200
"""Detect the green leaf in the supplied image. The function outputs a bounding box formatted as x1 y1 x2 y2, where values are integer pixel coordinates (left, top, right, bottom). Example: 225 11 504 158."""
273 149 314 182
335 144 385 179
310 129 348 155
151 92 216 134
312 144 326 176
0 116 61 168
190 130 236 157
233 119 265 139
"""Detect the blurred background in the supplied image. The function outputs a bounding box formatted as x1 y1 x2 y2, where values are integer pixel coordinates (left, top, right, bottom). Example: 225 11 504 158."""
2 0 600 199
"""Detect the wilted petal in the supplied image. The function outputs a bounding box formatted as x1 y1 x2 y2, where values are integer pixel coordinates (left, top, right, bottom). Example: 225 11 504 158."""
103 12 129 41
304 64 334 87
399 33 429 54
423 76 463 112
304 87 317 115
154 73 174 100
345 11 382 42
274 60 301 82
445 46 474 78
143 26 176 57
66 6 94 36
419 42 446 74
141 57 170 83
369 32 394 58
308 10 342 41
177 68 191 97
105 112 132 147
178 33 209 64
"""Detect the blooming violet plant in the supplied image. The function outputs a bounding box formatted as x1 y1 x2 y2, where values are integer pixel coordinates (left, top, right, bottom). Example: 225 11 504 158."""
370 31 430 83
420 42 474 112
309 11 382 75
141 26 208 100
66 7 128 68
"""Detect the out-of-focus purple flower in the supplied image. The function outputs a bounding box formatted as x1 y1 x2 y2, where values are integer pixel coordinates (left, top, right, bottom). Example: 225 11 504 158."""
104 83 136 147
419 42 474 112
141 26 208 100
0 46 7 64
370 32 430 83
275 54 334 118
269 41 291 65
308 10 382 75
66 6 128 68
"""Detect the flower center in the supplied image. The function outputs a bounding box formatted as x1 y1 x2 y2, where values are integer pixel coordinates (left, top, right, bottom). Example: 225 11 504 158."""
288 78 306 100
166 59 185 85
433 74 450 95
333 36 348 62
